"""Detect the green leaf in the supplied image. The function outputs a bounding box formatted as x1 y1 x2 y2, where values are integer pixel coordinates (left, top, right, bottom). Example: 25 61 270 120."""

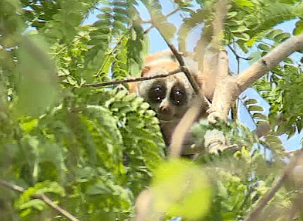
266 29 283 39
227 11 238 19
294 19 303 35
16 35 59 117
152 159 212 220
229 25 249 33
152 13 176 41
252 113 267 120
19 199 46 212
234 0 254 7
248 105 264 112
20 118 39 133
234 33 250 41
244 99 258 105
274 33 291 42
258 43 271 52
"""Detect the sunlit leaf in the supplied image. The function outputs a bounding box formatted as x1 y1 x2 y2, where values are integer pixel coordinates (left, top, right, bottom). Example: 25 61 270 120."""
152 159 212 220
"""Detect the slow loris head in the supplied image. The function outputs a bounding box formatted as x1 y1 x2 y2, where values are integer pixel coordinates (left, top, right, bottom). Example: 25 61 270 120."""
129 51 202 143
137 63 196 122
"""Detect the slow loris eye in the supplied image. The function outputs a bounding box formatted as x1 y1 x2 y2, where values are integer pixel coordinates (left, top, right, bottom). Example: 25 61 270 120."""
170 87 186 106
149 85 166 103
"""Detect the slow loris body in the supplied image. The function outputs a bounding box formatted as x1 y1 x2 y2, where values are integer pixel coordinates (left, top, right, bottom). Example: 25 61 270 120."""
129 51 207 145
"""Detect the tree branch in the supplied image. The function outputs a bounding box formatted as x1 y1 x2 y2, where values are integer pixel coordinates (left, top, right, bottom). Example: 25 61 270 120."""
204 0 231 123
212 0 229 49
208 33 303 123
236 33 303 94
166 44 203 95
168 99 202 158
0 179 80 221
244 148 303 221
83 68 181 87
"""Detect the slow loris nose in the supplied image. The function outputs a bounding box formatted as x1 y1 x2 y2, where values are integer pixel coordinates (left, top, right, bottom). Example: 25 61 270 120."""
159 99 172 115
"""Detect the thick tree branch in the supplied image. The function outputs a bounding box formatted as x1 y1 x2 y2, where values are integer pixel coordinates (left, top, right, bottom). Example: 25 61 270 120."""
209 33 303 123
212 0 229 49
236 33 303 94
0 179 80 221
199 0 229 100
285 149 302 157
218 49 229 77
204 0 231 123
208 33 303 123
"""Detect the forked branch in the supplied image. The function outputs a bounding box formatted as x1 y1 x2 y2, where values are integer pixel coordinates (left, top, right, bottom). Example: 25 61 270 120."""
208 32 303 123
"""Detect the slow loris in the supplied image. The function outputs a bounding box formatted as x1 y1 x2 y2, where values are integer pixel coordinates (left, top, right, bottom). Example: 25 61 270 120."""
129 50 209 146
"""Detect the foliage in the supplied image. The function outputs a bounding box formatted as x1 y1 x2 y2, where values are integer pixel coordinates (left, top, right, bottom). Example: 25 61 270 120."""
0 0 302 221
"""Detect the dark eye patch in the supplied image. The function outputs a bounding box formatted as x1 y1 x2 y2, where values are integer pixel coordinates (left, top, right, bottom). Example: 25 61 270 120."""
170 84 186 106
148 81 166 103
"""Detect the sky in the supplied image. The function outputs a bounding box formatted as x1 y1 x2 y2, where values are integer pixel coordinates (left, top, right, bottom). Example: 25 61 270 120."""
84 1 302 151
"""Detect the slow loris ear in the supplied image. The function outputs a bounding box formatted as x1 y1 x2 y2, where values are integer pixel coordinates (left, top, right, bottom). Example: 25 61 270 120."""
141 66 151 77
128 66 151 94
144 50 175 64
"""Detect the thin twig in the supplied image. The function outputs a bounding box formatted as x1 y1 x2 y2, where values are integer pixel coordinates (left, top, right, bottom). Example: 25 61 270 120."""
142 20 152 24
227 44 251 61
165 8 179 18
168 44 202 94
0 179 80 221
83 68 182 87
244 148 303 221
143 25 153 34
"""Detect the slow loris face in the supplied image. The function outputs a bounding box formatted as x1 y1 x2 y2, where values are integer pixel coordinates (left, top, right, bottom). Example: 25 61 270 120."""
138 74 195 122
129 50 201 144
136 62 198 143
147 80 187 121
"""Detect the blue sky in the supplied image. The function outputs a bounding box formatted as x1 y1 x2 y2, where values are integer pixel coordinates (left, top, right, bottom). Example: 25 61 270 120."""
84 1 302 151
